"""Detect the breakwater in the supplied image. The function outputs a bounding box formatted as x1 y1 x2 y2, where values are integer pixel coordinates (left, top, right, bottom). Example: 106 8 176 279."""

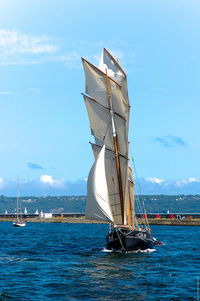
0 213 200 225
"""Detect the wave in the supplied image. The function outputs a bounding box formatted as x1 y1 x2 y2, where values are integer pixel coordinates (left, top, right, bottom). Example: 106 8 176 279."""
0 256 28 263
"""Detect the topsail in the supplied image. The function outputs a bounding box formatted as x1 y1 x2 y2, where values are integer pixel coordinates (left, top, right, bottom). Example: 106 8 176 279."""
99 48 130 107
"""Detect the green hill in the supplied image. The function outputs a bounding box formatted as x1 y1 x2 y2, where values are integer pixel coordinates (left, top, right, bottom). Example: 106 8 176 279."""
0 195 200 214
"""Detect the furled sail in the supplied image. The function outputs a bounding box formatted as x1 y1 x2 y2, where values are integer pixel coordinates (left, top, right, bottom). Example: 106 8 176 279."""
86 145 114 223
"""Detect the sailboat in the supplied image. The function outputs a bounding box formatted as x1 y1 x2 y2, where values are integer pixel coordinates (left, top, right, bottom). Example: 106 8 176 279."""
13 178 26 227
82 48 154 252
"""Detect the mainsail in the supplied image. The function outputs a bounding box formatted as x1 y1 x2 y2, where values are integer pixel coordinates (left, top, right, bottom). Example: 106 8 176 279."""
82 48 135 226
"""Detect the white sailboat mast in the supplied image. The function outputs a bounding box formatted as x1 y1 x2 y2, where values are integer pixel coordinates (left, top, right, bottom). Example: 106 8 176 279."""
17 177 19 219
105 69 124 225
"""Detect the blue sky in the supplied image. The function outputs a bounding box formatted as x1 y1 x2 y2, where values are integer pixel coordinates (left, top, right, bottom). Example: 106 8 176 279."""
0 0 200 195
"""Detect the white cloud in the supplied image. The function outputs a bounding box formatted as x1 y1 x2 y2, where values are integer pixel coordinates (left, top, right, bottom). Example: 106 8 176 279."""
0 176 199 196
0 29 59 65
146 177 164 184
0 29 82 67
0 31 133 69
176 178 199 187
175 180 186 187
0 29 86 67
0 29 58 55
40 175 54 185
188 177 199 183
40 174 65 188
0 177 5 189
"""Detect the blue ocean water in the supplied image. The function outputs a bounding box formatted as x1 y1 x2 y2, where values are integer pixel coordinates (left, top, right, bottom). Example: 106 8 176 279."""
0 222 199 300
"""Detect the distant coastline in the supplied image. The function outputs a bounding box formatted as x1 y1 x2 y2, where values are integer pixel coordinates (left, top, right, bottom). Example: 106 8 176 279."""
0 195 200 215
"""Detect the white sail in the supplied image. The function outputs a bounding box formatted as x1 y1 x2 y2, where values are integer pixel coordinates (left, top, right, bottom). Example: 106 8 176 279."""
86 145 114 223
91 143 128 225
82 48 135 227
82 58 129 119
83 94 128 157
99 48 130 107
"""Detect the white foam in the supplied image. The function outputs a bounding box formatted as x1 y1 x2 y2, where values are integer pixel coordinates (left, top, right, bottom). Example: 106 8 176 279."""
0 256 29 263
137 248 156 253
102 248 114 253
102 248 156 254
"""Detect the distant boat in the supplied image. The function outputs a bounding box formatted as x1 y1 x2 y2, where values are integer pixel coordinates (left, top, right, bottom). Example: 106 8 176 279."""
13 178 26 227
24 207 28 214
82 48 154 252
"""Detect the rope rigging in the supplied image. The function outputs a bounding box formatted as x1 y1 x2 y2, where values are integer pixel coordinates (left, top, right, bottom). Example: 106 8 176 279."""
131 156 150 228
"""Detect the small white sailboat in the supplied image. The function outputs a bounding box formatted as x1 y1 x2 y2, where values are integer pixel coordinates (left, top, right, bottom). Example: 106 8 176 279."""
13 178 26 227
13 218 26 227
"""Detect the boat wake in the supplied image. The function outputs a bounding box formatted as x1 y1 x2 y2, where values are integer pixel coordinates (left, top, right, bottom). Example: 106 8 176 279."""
0 256 28 263
102 248 156 254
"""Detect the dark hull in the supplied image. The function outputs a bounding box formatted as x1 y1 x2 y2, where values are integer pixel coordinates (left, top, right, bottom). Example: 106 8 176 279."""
106 229 154 252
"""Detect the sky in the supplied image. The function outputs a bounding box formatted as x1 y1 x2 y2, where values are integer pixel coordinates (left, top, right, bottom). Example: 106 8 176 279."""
0 0 200 195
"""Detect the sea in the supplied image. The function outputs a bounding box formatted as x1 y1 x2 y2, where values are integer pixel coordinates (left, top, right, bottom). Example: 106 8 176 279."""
0 222 199 301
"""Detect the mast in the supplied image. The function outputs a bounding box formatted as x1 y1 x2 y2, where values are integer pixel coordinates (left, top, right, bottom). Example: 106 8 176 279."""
127 179 134 227
127 195 131 227
17 176 19 220
105 69 124 224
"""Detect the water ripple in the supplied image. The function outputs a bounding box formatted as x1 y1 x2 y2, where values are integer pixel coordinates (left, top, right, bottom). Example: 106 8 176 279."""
0 223 199 300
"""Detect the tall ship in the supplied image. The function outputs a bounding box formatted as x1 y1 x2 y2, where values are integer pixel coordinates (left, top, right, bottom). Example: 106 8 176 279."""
82 48 154 252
